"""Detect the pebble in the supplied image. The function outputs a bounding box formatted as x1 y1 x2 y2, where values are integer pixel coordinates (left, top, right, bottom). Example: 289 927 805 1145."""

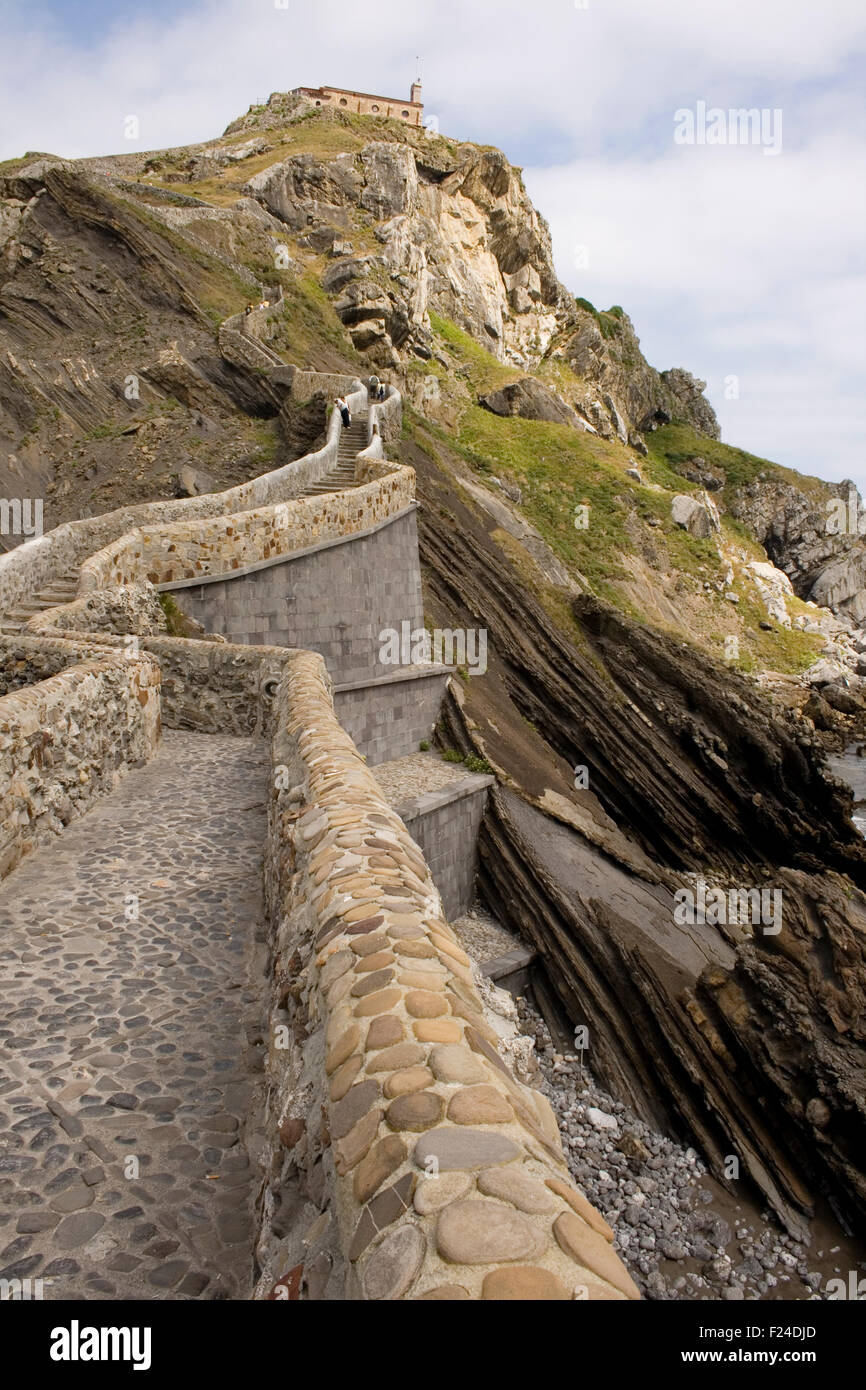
413 1127 522 1172
362 1224 426 1300
437 1200 545 1264
517 997 816 1302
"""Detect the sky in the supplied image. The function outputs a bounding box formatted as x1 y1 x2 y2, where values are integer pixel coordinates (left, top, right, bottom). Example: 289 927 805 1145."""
1 0 864 486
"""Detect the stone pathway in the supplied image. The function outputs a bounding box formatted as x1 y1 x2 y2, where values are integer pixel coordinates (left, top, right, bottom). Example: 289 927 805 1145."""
373 751 472 806
0 730 269 1300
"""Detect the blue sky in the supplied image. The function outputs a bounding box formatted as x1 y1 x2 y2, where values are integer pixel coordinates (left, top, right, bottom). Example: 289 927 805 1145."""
1 0 864 487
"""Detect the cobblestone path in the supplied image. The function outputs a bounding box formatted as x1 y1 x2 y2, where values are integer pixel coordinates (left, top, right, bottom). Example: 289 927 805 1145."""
0 731 269 1300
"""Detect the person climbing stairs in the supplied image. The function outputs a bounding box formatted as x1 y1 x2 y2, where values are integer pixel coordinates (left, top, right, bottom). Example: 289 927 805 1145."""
302 413 369 496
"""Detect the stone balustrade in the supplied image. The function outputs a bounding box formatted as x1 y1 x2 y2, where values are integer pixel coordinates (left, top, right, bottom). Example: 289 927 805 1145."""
257 648 639 1301
291 368 368 401
366 385 402 452
0 649 161 878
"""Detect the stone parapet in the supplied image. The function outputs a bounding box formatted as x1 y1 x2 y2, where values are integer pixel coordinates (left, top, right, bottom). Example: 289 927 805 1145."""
367 385 402 452
257 648 639 1300
0 377 367 616
1 631 294 738
0 650 161 878
79 466 416 591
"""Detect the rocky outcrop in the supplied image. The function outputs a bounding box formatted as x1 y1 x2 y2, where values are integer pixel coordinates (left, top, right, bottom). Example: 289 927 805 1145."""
554 307 720 442
412 435 866 1233
242 130 717 443
659 368 721 441
670 492 721 538
479 378 585 428
732 476 866 629
476 787 866 1239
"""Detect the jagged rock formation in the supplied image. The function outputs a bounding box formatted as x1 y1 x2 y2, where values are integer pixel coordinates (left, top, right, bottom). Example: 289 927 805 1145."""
732 476 866 628
243 135 719 444
411 433 866 1235
479 378 588 429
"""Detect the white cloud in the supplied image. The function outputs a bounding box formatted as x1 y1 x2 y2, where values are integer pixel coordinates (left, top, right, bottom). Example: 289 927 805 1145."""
0 0 863 485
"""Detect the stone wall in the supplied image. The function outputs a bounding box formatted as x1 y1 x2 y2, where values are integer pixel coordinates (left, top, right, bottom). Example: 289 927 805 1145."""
391 774 494 920
29 583 168 636
168 506 422 685
291 369 366 401
80 468 415 593
256 648 638 1301
334 667 451 766
0 380 367 615
1 631 294 738
0 650 161 878
367 388 402 453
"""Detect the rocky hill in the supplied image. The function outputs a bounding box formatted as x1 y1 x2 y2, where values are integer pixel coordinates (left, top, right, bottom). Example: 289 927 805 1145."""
4 93 866 685
2 94 866 1256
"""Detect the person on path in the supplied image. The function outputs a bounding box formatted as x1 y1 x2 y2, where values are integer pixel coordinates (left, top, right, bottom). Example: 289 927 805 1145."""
367 374 380 404
336 395 351 428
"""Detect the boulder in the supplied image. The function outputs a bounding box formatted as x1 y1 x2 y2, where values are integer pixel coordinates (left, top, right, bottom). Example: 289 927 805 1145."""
478 378 582 428
678 455 725 491
175 464 216 498
806 658 854 688
142 344 227 413
822 682 865 715
671 492 721 538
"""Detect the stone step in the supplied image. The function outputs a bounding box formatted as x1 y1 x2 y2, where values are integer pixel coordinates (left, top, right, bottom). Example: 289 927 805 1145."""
305 484 363 496
5 604 43 620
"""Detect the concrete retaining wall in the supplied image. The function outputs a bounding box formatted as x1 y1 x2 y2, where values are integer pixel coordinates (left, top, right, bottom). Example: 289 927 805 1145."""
392 774 494 921
334 666 451 766
168 506 422 684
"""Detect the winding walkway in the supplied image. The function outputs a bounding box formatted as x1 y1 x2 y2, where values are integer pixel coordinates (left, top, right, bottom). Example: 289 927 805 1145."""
0 730 268 1300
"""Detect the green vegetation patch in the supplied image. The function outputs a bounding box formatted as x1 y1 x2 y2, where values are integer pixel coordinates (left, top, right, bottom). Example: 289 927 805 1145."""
428 312 519 393
268 273 362 363
457 402 636 593
643 422 829 507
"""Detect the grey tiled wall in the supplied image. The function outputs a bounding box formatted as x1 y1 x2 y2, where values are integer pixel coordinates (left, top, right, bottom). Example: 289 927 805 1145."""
169 510 424 687
395 775 495 921
334 669 450 766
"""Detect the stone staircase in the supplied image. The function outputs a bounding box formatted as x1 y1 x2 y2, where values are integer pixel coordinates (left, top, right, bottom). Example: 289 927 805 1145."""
301 414 368 496
0 569 79 635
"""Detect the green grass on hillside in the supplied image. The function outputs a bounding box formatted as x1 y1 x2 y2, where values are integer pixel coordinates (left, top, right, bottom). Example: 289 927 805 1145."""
643 423 830 506
267 273 363 364
457 404 636 593
428 312 519 393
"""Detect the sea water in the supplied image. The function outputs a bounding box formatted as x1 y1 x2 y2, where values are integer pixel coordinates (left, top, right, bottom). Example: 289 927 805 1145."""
827 747 866 837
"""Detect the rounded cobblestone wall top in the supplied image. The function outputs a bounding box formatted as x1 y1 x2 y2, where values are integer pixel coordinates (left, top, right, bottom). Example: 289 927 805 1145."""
261 651 640 1300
